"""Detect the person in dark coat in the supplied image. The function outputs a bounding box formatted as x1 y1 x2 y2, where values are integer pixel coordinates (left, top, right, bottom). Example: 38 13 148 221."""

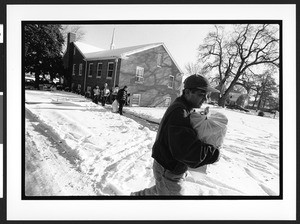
116 86 128 115
130 74 220 196
111 85 119 102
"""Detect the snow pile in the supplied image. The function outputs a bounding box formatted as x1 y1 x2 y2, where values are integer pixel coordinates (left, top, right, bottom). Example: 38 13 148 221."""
25 90 280 196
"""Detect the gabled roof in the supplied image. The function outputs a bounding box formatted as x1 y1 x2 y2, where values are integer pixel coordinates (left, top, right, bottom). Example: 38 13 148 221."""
62 41 104 58
84 43 163 60
74 41 105 55
83 42 183 74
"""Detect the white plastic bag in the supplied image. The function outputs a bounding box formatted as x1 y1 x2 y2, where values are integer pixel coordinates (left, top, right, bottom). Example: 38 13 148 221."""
190 109 228 148
112 99 119 113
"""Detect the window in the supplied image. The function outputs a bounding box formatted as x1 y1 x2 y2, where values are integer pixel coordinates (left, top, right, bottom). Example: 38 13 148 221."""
168 75 174 88
131 94 141 106
165 97 171 107
88 63 93 77
97 63 102 78
73 47 76 55
72 64 76 76
135 66 144 83
157 53 163 67
79 63 83 76
107 62 114 79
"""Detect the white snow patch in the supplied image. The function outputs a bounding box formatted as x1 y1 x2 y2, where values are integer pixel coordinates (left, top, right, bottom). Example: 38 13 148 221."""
25 90 280 196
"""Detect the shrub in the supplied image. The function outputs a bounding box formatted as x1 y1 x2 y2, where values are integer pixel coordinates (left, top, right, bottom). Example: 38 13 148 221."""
258 111 265 117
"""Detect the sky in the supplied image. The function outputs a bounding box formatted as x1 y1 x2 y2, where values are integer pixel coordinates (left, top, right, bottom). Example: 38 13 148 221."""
74 24 215 73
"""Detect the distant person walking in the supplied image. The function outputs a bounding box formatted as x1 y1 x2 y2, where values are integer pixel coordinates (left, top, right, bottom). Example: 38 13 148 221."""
116 86 128 115
93 86 100 104
111 85 119 102
101 83 110 106
130 74 220 196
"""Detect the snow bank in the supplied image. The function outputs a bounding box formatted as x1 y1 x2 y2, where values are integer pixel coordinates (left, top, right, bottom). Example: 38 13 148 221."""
25 90 280 196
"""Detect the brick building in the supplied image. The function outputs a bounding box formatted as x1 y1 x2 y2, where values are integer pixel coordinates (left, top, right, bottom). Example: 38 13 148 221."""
62 32 183 107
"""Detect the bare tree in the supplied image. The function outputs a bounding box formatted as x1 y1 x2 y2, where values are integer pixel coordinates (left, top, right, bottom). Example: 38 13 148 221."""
61 25 85 41
198 24 280 107
184 62 202 75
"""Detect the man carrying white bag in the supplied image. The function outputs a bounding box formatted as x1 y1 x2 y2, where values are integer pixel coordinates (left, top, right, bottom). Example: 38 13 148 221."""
189 106 228 175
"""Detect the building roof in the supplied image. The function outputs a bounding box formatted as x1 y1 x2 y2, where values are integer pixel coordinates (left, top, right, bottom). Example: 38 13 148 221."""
229 92 242 101
74 41 105 54
84 43 163 60
78 42 183 74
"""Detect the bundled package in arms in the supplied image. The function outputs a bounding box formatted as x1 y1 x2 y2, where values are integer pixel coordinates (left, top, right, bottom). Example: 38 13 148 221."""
190 108 228 148
189 107 228 174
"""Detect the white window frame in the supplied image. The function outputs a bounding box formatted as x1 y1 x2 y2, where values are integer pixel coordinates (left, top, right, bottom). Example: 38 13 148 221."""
168 75 174 88
77 84 81 91
97 63 102 78
88 63 93 77
107 62 114 79
79 63 83 76
73 47 76 55
72 64 76 76
131 94 141 106
165 97 171 107
135 66 144 83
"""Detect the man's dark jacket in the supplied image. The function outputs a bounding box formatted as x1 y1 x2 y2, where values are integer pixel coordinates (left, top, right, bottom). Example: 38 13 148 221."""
116 88 127 102
152 95 220 175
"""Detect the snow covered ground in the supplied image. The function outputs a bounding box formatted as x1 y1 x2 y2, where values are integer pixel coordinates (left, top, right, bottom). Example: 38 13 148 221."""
25 90 280 196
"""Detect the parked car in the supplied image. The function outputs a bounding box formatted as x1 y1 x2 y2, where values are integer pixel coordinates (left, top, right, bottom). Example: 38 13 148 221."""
39 79 53 90
56 83 63 90
25 77 35 90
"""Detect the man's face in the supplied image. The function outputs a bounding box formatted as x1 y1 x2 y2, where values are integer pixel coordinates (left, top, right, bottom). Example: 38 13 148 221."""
186 89 208 108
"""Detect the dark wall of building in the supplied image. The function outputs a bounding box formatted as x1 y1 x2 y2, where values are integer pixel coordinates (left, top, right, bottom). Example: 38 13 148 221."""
119 45 182 107
84 59 121 92
70 46 86 93
63 46 122 96
62 38 78 89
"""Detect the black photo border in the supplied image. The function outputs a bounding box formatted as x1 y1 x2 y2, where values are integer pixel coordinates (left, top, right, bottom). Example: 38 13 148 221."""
21 20 283 201
2 1 298 223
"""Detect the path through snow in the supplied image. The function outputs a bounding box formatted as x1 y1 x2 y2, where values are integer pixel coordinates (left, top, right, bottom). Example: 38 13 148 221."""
25 90 280 196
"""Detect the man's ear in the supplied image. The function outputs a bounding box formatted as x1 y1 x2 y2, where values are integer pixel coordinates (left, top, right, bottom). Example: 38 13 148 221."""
184 89 191 100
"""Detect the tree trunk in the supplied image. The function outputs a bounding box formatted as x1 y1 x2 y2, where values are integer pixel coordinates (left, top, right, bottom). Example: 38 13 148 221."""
262 98 267 109
252 92 259 107
218 96 226 107
252 100 256 108
256 96 262 111
34 71 40 89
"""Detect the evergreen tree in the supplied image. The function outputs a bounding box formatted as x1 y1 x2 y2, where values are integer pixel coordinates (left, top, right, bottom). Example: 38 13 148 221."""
24 24 64 88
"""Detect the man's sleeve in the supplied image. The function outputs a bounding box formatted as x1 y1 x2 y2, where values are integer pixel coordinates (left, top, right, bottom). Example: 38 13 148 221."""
167 108 220 168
